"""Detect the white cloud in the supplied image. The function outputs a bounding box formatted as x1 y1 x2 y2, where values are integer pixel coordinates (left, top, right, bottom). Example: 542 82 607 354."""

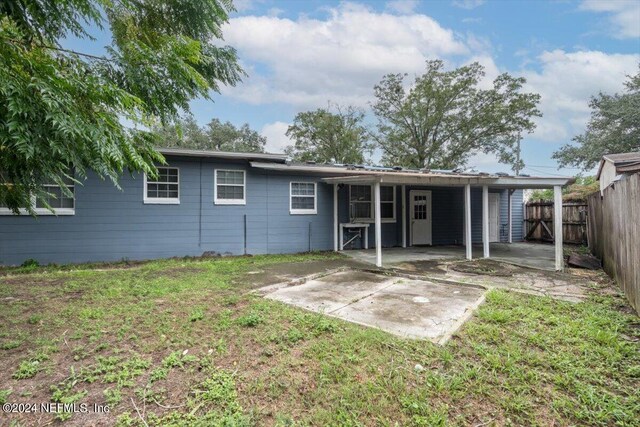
386 0 419 14
521 49 639 142
579 0 640 39
222 2 468 108
452 0 485 10
260 121 292 153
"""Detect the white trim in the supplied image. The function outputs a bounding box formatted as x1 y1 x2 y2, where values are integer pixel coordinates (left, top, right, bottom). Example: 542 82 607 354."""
464 184 472 260
214 169 246 205
0 207 76 216
482 185 490 258
409 190 432 246
507 189 513 243
554 185 563 271
289 181 317 215
333 184 338 251
401 185 407 248
348 184 396 223
374 181 382 268
144 167 180 205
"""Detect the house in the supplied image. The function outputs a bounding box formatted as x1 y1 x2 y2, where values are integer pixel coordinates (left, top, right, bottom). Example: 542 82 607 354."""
596 152 640 192
0 148 572 269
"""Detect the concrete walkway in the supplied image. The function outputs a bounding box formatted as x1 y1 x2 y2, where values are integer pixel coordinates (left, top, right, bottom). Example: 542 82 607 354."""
261 270 486 342
343 242 556 271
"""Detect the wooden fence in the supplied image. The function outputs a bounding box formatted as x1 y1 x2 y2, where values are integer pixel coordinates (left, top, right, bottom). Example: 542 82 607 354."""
524 201 588 244
587 174 640 315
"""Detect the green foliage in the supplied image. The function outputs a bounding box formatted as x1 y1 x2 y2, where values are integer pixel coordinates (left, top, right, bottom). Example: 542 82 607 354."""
553 65 640 170
0 389 11 405
530 176 598 201
20 259 39 268
155 116 266 152
0 0 243 213
373 60 541 170
285 103 372 164
236 312 263 327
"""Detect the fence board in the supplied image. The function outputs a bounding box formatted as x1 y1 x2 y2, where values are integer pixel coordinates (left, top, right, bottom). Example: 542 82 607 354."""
587 174 640 315
524 201 587 244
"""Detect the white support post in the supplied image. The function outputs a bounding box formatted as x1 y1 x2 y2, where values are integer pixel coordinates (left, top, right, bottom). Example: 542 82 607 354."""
554 185 563 271
374 181 382 268
333 184 339 251
401 185 407 248
482 185 490 258
464 184 472 260
507 189 513 244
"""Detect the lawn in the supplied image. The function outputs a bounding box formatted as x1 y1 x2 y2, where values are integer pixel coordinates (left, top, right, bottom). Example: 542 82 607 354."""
0 253 638 426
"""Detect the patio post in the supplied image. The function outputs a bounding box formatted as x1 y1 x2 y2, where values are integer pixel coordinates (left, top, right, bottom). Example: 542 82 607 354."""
482 185 490 258
374 180 382 268
507 189 513 243
401 185 407 248
554 185 563 271
333 184 338 251
464 184 472 260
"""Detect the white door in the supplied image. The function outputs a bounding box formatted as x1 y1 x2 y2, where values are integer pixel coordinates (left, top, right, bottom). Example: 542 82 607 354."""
489 193 500 242
410 190 432 245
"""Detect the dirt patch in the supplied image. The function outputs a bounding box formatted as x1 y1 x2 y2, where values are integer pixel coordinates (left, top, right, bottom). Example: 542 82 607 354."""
141 266 207 280
233 258 367 289
391 260 446 275
449 259 518 276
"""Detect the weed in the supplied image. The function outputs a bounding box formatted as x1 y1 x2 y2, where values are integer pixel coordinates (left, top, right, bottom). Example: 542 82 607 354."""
237 312 263 327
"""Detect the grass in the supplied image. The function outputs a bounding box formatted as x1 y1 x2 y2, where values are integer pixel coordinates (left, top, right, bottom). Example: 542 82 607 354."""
0 252 638 426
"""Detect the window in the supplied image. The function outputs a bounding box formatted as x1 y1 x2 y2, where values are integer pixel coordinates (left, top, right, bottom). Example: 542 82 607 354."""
144 167 179 204
290 182 317 214
36 176 75 212
215 170 245 205
0 176 75 215
349 185 395 222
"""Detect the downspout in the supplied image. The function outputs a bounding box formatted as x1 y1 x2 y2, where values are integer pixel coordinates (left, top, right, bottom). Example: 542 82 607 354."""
198 158 202 248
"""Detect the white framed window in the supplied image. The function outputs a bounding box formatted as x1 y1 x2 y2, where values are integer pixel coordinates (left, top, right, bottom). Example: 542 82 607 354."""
215 170 246 205
144 167 180 204
0 176 75 216
349 185 396 223
290 182 317 215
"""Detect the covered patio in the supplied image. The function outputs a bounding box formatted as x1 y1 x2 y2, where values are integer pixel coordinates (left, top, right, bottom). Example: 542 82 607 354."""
323 171 572 271
343 242 556 271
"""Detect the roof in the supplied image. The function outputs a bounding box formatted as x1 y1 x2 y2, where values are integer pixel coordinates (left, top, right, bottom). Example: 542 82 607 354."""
250 161 573 189
158 147 288 163
597 152 640 179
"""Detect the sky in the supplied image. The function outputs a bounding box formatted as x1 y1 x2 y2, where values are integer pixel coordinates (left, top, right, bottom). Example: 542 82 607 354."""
64 0 640 176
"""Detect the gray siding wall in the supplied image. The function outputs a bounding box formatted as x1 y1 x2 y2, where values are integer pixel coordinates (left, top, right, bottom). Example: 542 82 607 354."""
0 156 333 265
0 161 526 266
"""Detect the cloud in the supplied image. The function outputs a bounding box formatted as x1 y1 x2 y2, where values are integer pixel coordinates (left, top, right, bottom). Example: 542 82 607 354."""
579 0 640 39
452 0 485 10
261 121 292 153
521 49 639 142
222 2 468 109
462 17 482 24
386 0 419 14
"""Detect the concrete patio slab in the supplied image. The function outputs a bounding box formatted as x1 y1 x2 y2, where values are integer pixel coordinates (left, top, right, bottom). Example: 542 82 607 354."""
344 242 556 271
262 270 486 342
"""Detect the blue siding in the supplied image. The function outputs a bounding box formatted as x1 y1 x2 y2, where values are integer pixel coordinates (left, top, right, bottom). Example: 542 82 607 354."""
0 156 333 265
0 158 527 266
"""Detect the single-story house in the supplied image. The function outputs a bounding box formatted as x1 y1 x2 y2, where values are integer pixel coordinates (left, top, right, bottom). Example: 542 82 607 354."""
0 149 572 269
596 152 640 193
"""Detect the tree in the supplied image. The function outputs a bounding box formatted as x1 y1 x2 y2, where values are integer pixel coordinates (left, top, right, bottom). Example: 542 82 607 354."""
372 60 541 170
0 0 243 213
285 104 371 164
156 117 266 152
553 66 640 171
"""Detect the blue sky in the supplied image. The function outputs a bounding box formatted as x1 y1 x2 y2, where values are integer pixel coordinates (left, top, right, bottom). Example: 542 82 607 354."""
64 0 640 175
